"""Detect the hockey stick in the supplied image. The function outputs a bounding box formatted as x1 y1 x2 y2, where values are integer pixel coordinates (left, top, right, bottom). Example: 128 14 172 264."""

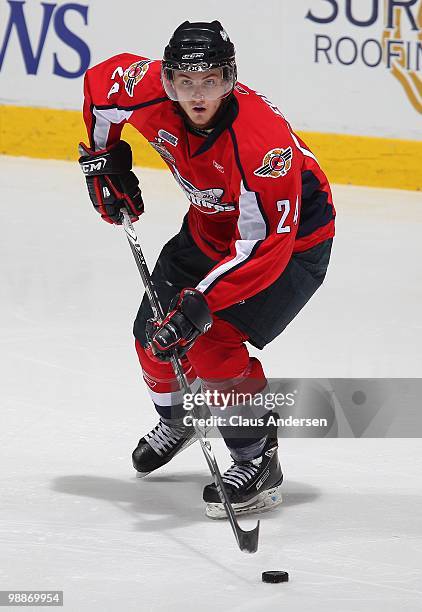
120 208 260 553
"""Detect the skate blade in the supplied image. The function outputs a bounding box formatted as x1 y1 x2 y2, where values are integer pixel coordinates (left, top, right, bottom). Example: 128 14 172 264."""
135 470 151 479
205 485 283 520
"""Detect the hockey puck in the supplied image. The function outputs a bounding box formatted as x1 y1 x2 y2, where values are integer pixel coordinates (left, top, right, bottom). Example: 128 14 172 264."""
262 571 289 583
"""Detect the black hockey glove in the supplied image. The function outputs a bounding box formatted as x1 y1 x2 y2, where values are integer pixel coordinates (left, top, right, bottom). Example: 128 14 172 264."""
78 140 144 224
149 288 213 362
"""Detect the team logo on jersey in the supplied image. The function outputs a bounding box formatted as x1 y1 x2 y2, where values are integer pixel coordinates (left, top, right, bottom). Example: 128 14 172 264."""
149 137 176 164
254 147 293 178
123 60 151 97
171 166 235 214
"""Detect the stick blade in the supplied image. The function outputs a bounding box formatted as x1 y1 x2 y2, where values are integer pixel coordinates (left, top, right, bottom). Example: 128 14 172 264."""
237 520 260 554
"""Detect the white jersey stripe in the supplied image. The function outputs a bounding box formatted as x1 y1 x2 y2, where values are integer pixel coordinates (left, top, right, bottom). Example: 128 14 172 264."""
238 181 267 240
92 107 133 150
290 131 318 163
196 181 266 294
196 239 259 294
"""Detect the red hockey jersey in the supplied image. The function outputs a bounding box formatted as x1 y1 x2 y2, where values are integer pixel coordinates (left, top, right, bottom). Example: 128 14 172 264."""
83 54 335 312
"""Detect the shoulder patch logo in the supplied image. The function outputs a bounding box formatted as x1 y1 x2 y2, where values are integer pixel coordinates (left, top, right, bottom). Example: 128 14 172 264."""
123 60 151 97
254 147 293 178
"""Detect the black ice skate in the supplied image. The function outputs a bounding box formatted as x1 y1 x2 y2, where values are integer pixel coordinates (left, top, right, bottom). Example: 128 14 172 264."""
202 435 283 519
132 418 197 477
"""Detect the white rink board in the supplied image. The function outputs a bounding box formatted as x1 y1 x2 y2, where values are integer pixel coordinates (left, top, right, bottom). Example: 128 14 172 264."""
0 0 421 138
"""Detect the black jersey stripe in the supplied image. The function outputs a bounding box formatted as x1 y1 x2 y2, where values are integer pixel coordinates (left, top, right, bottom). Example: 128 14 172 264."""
94 96 170 112
297 170 335 239
229 125 249 189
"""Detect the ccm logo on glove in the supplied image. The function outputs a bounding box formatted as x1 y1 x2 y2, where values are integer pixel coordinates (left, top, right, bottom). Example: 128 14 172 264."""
78 140 144 224
80 157 108 174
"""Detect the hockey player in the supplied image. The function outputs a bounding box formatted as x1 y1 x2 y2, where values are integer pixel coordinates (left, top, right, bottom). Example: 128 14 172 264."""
79 21 335 518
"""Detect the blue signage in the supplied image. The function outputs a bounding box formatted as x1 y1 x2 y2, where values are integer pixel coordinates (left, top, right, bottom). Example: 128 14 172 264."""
0 0 90 78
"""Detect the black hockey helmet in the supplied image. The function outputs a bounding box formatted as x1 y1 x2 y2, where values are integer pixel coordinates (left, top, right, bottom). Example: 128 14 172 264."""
162 20 237 101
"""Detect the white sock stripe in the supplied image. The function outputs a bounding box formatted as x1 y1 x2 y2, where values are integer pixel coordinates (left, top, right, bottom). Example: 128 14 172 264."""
146 377 201 406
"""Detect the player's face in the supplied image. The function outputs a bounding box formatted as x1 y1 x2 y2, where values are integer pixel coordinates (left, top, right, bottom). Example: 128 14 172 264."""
174 70 224 128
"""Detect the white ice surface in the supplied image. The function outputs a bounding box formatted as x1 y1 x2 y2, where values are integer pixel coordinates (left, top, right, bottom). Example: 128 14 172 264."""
1 156 422 611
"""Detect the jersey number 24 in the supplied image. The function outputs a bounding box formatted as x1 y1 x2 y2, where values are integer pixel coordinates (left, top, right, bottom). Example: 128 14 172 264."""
276 197 299 234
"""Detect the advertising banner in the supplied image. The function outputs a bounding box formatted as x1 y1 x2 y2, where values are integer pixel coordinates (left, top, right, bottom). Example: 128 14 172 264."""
1 0 421 186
